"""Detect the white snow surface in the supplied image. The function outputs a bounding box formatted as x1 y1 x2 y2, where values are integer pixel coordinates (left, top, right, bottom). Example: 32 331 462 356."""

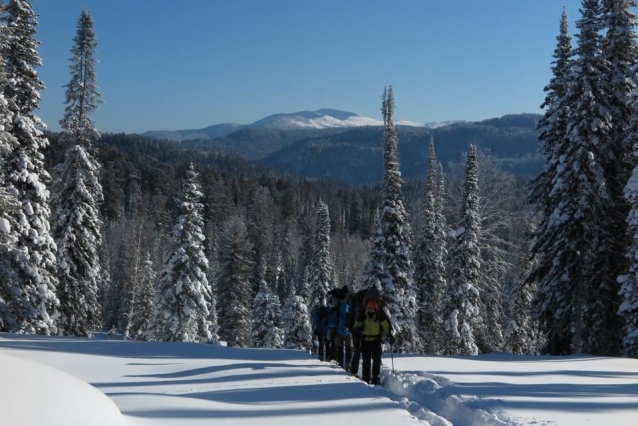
0 351 126 426
0 217 10 234
250 109 387 129
1 334 638 426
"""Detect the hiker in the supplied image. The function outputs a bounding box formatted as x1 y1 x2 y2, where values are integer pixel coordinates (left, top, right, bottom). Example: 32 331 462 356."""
311 303 332 361
347 288 367 376
352 291 394 384
330 286 352 369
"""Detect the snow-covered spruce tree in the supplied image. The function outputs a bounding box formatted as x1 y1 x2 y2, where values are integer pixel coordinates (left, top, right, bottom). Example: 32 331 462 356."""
0 4 33 332
51 145 104 337
307 198 336 309
217 214 253 347
0 30 27 331
604 0 638 357
413 138 447 354
251 272 283 348
617 5 638 358
127 251 156 341
555 0 618 355
263 291 283 348
2 0 58 334
360 209 384 293
597 0 638 356
378 86 419 353
50 9 104 337
442 144 481 356
151 164 212 342
529 7 575 355
282 286 312 351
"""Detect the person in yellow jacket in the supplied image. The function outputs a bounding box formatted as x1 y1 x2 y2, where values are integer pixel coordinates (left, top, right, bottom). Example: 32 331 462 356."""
352 299 393 384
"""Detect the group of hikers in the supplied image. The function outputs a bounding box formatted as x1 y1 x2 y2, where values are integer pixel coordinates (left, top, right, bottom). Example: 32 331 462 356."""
310 285 395 385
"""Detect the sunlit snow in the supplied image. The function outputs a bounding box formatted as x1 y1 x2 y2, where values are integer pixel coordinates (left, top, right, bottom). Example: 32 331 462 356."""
2 333 638 426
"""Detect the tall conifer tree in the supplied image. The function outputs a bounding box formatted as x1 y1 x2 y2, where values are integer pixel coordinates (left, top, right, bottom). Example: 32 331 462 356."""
442 144 481 356
529 8 577 355
616 0 638 357
413 138 447 354
51 9 104 336
152 164 212 342
307 199 335 309
562 0 617 354
601 0 638 357
378 86 419 353
0 9 26 330
2 0 58 334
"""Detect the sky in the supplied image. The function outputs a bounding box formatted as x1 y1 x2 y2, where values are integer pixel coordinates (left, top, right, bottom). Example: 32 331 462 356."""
3 333 638 425
30 0 593 134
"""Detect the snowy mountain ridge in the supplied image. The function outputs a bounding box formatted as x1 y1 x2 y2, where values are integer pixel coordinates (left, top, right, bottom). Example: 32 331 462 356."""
140 108 450 142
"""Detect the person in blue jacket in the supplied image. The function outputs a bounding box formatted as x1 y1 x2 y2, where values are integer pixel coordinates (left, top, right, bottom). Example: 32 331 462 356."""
311 303 332 361
329 286 352 369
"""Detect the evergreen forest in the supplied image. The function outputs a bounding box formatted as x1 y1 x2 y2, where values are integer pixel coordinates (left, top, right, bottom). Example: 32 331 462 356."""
2 0 638 359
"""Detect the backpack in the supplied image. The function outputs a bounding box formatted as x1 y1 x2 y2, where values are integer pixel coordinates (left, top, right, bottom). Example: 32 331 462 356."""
336 300 351 336
346 289 367 331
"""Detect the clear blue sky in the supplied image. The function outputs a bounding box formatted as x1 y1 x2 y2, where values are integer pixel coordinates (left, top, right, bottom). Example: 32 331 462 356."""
31 0 589 134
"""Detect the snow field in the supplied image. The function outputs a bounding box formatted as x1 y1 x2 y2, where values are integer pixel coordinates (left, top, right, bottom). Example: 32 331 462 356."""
2 333 638 426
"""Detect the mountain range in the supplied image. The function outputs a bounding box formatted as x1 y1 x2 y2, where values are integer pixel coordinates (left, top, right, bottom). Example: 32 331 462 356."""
141 109 448 142
140 112 543 185
134 109 543 185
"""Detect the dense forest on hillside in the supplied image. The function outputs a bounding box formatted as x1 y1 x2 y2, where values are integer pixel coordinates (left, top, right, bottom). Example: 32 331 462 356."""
140 114 543 185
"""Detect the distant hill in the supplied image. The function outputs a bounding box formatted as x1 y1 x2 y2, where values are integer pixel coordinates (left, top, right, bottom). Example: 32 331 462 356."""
141 123 244 142
140 108 422 142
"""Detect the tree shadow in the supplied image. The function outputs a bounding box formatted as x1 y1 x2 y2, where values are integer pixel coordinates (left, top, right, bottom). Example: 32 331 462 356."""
390 352 608 363
95 367 343 389
0 333 310 361
108 382 374 405
444 381 638 401
120 399 401 419
426 369 638 380
125 361 326 380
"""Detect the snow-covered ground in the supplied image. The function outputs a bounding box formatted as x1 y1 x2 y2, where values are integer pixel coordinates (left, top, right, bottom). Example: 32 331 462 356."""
1 333 637 426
